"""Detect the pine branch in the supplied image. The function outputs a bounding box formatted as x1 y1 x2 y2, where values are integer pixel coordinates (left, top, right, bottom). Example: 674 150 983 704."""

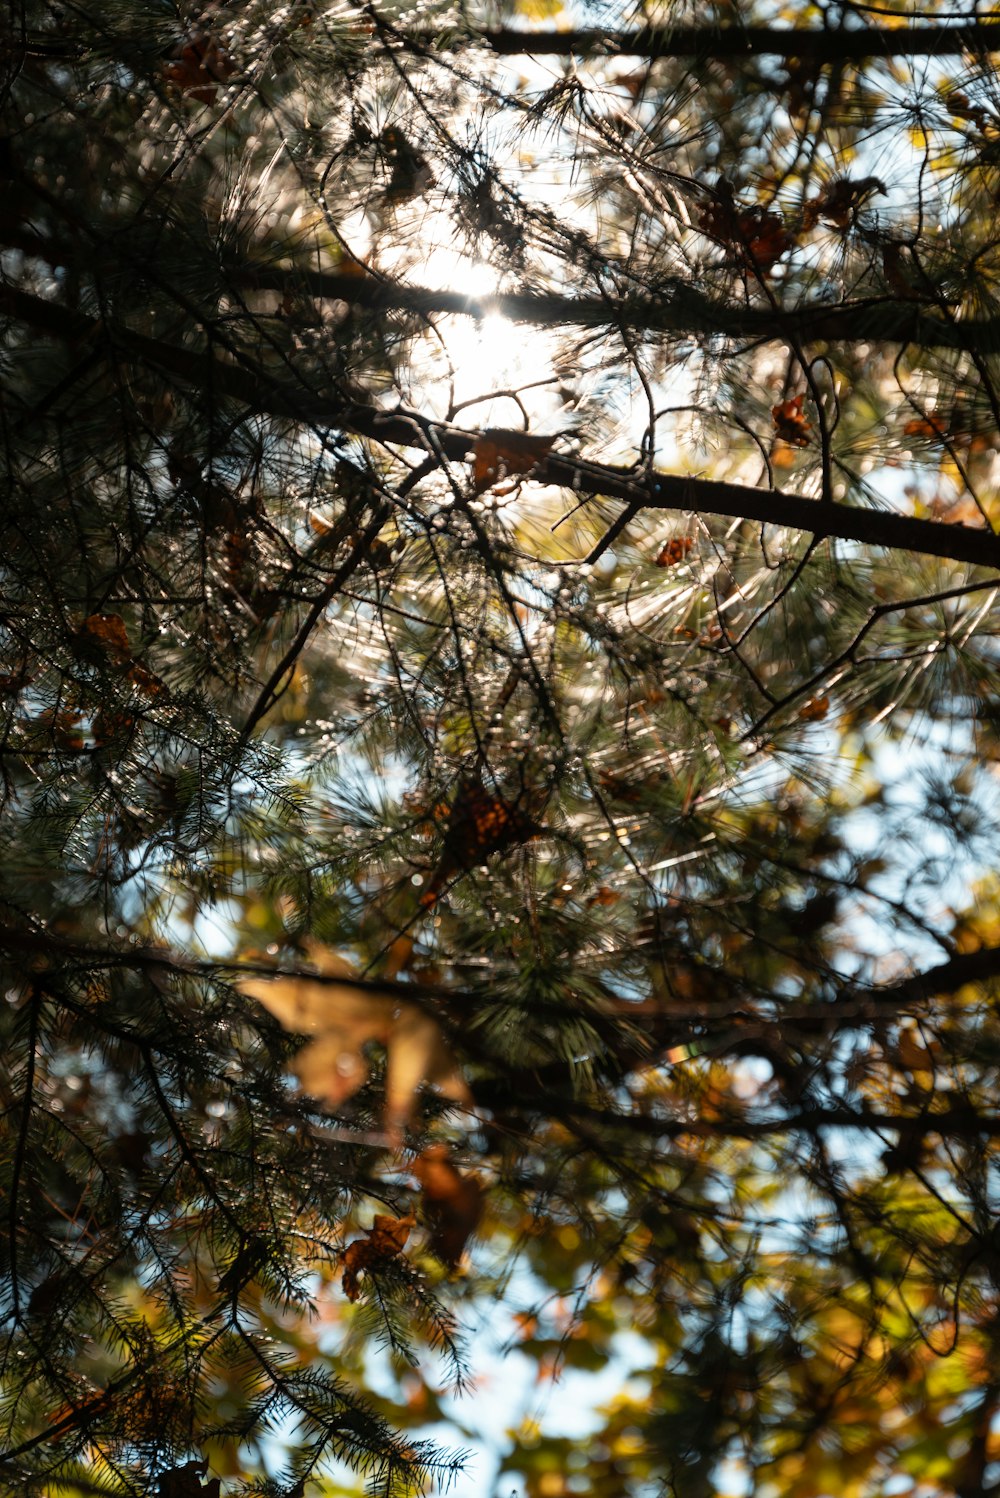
3 222 991 355
4 926 1000 1028
10 18 1000 65
234 267 997 358
449 20 1000 62
5 282 1000 570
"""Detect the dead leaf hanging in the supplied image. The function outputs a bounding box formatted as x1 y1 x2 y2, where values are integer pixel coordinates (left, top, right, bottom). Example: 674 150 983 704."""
698 184 793 275
472 430 554 491
802 176 885 231
656 536 694 567
771 394 811 447
797 695 830 722
163 33 235 105
412 1145 484 1269
341 1213 415 1300
75 613 165 698
421 776 543 903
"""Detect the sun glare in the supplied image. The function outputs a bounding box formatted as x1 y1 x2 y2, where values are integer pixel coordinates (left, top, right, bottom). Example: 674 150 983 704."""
410 240 561 427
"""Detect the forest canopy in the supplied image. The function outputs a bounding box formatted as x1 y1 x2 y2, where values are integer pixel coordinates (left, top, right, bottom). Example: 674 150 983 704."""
5 0 1000 1495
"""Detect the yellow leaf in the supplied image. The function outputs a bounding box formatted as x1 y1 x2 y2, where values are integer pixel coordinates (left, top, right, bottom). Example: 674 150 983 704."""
237 941 469 1138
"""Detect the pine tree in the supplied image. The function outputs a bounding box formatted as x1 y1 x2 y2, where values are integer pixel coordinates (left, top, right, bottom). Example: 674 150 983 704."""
5 0 1000 1494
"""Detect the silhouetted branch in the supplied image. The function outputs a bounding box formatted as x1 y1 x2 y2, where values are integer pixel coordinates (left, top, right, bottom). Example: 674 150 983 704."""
5 283 1000 570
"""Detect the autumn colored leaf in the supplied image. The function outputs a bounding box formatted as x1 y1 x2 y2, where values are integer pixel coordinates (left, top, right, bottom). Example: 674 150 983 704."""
158 1458 221 1498
656 536 694 567
698 185 793 274
903 416 947 440
163 33 235 105
34 708 86 752
80 613 131 662
798 695 830 721
77 613 165 699
472 429 555 491
335 250 373 279
802 176 885 230
413 1145 484 1268
126 661 166 698
441 778 541 867
771 394 811 447
0 666 32 695
904 412 992 454
91 708 136 748
946 91 997 135
598 770 644 804
422 776 542 902
236 941 470 1138
341 1213 416 1300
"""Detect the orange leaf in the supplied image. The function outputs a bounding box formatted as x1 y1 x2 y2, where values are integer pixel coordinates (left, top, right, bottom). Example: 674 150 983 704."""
422 777 542 903
80 613 131 660
698 188 793 274
472 430 554 491
91 709 136 748
163 33 235 105
771 395 811 447
336 252 372 279
903 416 945 439
656 536 694 567
341 1213 416 1300
904 412 990 453
798 695 829 721
126 661 166 698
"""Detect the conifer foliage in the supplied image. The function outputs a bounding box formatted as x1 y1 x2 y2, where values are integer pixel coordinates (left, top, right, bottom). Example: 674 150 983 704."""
6 0 1000 1493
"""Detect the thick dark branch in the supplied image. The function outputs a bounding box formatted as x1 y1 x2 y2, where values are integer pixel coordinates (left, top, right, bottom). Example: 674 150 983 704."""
557 1097 1000 1141
878 945 1000 1006
2 224 988 354
9 19 1000 66
240 265 990 357
3 925 1000 1017
463 20 1000 61
5 282 1000 569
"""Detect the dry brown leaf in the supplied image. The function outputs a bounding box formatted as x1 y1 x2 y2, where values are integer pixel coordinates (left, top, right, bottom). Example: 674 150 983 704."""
237 941 470 1138
341 1213 416 1300
586 886 621 908
656 536 694 567
802 176 885 230
158 1458 221 1498
771 394 811 448
798 695 830 722
472 430 554 491
126 661 166 698
78 613 165 698
412 1145 484 1268
698 188 793 274
81 613 132 661
163 33 235 105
